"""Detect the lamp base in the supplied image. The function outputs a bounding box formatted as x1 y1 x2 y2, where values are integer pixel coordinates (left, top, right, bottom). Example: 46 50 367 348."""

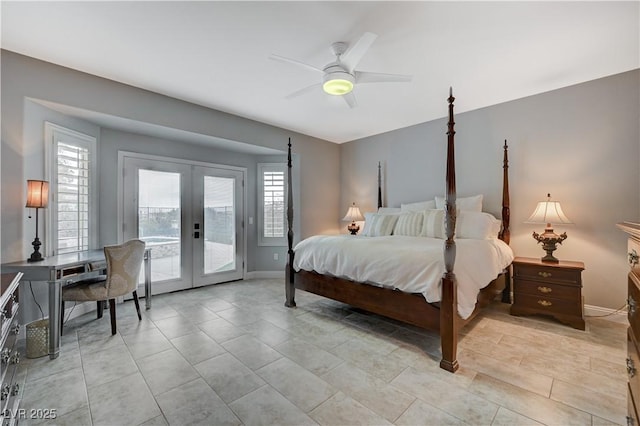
540 252 560 263
347 222 360 235
532 226 567 264
27 237 44 262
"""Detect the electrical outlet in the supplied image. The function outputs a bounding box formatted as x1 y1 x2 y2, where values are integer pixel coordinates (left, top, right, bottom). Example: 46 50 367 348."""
273 253 279 261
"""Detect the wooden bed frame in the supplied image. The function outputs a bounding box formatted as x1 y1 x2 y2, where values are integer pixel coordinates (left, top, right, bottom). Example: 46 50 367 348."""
284 89 511 372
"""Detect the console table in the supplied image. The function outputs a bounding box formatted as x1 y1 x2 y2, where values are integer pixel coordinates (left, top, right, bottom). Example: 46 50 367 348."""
1 249 151 360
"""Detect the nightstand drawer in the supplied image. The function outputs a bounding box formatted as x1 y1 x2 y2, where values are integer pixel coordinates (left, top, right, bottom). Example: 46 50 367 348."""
514 264 581 285
515 279 581 300
513 293 583 317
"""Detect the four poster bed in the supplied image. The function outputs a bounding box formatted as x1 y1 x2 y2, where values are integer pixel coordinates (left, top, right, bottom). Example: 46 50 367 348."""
284 90 512 373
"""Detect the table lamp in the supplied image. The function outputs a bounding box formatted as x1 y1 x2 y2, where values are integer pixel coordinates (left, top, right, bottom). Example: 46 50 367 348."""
342 202 364 235
26 180 49 262
525 193 573 263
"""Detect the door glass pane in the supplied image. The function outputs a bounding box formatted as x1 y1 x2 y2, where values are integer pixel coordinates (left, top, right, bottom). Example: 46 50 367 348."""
138 170 181 281
204 176 235 274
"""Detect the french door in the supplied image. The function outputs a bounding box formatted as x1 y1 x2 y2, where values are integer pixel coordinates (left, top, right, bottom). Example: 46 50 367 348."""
121 154 244 295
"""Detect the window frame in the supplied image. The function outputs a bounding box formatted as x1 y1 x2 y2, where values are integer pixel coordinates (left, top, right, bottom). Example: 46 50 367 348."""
44 122 98 256
257 163 287 247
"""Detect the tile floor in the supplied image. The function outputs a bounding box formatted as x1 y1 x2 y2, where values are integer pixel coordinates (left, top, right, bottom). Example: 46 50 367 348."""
16 279 627 425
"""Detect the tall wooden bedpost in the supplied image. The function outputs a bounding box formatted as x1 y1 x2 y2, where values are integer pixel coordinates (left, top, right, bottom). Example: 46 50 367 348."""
440 87 459 373
499 139 512 303
499 140 510 245
285 138 296 308
377 161 383 209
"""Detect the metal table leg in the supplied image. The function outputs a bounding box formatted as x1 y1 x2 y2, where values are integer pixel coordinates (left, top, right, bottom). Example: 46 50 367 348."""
48 276 61 360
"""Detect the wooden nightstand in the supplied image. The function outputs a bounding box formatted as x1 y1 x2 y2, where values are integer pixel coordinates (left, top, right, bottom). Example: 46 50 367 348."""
510 256 585 330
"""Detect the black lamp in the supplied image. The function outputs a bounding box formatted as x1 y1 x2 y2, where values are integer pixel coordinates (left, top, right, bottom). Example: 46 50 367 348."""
26 180 49 262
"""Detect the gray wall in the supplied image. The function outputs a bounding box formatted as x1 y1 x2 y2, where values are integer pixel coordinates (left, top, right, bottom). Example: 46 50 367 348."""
340 69 640 310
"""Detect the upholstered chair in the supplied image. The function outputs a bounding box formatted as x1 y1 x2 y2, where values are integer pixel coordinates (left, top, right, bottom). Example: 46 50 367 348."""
61 239 145 335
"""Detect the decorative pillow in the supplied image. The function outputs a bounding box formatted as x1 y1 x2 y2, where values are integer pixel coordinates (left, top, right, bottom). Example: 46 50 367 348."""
400 200 436 212
457 211 501 239
434 194 483 212
361 213 399 237
421 209 446 239
377 207 401 214
393 211 424 237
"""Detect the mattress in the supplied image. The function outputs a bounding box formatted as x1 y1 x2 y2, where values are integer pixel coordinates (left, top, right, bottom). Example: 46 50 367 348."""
293 235 514 319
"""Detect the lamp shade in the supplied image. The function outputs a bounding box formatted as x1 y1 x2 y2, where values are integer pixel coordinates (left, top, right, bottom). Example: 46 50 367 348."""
26 180 49 208
342 202 364 222
525 194 572 225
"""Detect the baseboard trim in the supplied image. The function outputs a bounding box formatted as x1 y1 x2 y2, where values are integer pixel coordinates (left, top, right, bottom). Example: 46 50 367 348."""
584 304 628 324
245 271 285 280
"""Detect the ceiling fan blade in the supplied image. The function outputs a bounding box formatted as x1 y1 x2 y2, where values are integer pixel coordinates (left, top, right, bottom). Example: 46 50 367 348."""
355 71 413 84
341 32 377 73
285 83 322 99
343 92 357 108
269 54 324 74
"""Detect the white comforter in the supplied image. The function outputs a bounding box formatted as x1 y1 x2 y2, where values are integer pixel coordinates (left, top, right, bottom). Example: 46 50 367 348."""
293 235 514 319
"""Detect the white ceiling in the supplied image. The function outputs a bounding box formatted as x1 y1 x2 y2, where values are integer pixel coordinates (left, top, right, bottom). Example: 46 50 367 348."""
2 1 638 144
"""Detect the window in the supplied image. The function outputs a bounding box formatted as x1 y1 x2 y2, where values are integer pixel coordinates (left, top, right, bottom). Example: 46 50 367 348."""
45 123 97 255
258 163 287 246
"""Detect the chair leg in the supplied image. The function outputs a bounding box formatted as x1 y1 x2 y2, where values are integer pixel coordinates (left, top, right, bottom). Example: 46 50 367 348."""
60 300 65 336
132 291 142 321
109 299 117 335
97 300 104 319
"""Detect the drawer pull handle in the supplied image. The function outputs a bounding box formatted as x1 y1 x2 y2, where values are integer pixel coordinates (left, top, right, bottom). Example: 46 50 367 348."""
537 286 553 294
1 349 11 365
537 300 553 307
627 415 635 426
0 385 9 401
630 249 639 267
630 296 637 315
538 271 552 278
628 357 637 378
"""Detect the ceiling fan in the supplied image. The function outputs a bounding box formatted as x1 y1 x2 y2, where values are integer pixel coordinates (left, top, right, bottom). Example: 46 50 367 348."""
269 32 412 108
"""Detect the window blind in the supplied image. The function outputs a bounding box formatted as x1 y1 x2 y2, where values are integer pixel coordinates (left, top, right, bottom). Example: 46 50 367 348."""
56 142 90 254
263 170 285 238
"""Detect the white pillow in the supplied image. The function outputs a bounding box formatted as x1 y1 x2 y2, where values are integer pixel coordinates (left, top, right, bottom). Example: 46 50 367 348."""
434 194 483 212
377 207 401 214
401 200 436 212
393 211 424 237
457 211 501 239
361 213 399 237
421 209 446 239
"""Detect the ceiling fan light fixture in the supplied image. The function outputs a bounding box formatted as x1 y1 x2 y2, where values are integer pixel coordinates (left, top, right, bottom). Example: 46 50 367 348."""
322 71 354 96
